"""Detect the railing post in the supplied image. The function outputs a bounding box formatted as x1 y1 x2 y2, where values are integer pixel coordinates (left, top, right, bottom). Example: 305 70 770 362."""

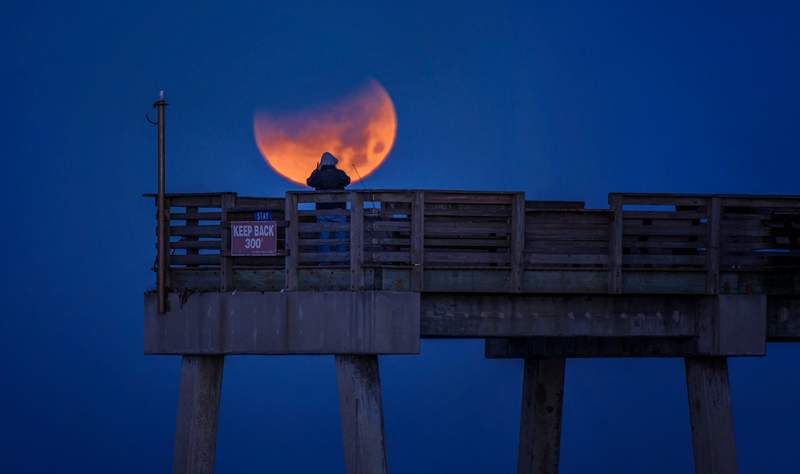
411 191 425 292
350 192 364 290
285 193 299 291
220 193 236 291
608 194 623 293
511 192 526 292
154 94 168 313
706 196 721 295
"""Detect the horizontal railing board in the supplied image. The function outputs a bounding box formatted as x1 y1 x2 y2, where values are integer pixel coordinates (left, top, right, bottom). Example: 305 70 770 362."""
151 191 800 292
169 225 223 237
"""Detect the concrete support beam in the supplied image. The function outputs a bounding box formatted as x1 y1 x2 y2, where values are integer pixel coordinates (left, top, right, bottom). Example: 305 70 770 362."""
684 357 737 474
172 355 224 474
144 291 420 355
517 358 565 474
422 294 700 338
336 355 389 474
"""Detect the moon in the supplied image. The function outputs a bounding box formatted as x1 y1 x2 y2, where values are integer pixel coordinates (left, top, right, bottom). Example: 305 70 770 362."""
253 79 397 186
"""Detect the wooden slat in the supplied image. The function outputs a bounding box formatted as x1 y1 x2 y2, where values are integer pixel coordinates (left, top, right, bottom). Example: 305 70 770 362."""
616 194 709 206
298 209 350 216
424 251 510 264
170 240 221 250
426 221 509 234
299 238 350 246
707 197 721 294
623 224 707 236
624 255 707 266
220 193 236 291
526 229 609 239
285 193 298 290
299 222 351 232
164 195 222 207
411 191 425 291
525 254 608 265
367 221 411 232
608 195 623 293
170 255 221 266
424 192 514 204
424 207 511 217
170 211 222 221
424 238 509 248
298 252 351 263
368 252 412 264
350 192 364 290
169 225 222 237
511 193 525 291
621 211 706 220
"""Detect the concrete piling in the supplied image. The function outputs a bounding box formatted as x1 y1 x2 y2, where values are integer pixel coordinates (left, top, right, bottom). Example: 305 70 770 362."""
335 354 389 474
517 358 566 474
685 357 737 474
172 355 225 474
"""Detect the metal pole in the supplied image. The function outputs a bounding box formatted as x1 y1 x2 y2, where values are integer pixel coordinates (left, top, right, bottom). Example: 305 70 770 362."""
154 91 168 313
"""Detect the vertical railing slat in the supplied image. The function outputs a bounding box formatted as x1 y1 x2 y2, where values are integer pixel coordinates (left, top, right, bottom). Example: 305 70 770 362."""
285 193 299 290
411 191 425 291
511 192 526 292
608 194 623 293
706 196 721 294
350 192 365 290
220 193 236 291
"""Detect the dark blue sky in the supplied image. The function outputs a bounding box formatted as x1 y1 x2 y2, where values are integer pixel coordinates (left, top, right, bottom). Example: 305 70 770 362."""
2 1 799 472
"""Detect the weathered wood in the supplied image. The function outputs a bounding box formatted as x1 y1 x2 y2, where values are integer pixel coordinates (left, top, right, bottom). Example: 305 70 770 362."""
517 358 565 474
525 253 608 266
424 192 514 204
511 193 525 291
707 197 721 294
299 222 351 232
172 355 224 474
336 355 389 474
299 252 351 263
411 191 425 291
285 193 299 290
169 225 223 237
608 194 623 293
684 357 737 474
351 192 365 290
220 193 236 291
150 191 800 294
170 240 221 250
170 255 221 266
623 255 707 266
170 210 222 221
425 251 510 265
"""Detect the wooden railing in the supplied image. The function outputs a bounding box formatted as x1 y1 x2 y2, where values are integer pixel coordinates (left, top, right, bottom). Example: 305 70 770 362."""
149 191 800 294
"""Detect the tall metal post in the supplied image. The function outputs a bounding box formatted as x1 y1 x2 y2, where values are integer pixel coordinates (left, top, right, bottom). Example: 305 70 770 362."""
154 91 168 313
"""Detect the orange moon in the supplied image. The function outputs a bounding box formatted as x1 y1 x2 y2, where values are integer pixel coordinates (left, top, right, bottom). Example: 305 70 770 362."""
253 79 397 186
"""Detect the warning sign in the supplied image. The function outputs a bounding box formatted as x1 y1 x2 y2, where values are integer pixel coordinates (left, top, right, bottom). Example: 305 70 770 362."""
230 221 277 256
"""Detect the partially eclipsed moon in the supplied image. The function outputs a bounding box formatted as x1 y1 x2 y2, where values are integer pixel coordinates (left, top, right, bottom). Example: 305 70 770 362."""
254 79 397 185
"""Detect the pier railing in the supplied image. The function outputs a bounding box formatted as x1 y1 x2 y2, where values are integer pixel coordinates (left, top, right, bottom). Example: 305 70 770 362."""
150 191 800 294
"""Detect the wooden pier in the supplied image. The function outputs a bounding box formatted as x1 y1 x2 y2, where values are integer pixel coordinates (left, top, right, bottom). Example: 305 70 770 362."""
145 190 800 474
